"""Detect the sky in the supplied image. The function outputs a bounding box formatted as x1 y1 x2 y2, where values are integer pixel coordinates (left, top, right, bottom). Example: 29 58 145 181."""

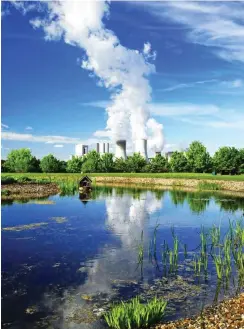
1 1 244 160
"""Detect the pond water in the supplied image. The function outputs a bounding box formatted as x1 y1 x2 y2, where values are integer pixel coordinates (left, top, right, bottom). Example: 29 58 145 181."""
2 187 244 329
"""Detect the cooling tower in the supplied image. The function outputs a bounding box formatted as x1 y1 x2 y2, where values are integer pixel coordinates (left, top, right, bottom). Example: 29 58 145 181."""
115 140 127 159
135 139 148 161
75 144 88 156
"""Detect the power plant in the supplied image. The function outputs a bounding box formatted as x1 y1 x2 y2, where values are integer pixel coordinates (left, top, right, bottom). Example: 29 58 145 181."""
135 139 148 161
75 139 151 161
115 140 127 159
75 142 110 157
75 144 88 157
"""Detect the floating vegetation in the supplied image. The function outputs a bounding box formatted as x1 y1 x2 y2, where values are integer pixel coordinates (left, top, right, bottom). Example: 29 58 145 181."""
49 216 67 223
104 296 167 329
2 222 49 231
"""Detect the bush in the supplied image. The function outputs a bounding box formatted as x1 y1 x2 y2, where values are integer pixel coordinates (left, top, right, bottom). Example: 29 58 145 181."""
16 176 33 183
104 297 167 329
1 176 17 185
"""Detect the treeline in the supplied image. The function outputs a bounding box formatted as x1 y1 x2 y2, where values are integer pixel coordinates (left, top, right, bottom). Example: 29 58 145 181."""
2 141 244 175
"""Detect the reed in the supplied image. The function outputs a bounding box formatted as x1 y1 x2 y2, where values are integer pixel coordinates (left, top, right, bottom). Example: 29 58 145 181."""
184 243 187 259
212 254 223 280
58 180 78 195
104 296 167 329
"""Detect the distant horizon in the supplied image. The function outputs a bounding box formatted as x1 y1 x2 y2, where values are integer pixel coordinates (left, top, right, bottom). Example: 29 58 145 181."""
2 1 244 160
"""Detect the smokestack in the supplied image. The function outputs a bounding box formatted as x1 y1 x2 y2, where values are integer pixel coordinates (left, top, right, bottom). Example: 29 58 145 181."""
103 143 106 153
96 143 100 153
135 139 148 161
115 140 127 159
106 143 109 153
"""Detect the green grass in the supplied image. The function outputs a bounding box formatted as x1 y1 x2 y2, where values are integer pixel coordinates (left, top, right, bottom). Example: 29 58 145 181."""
104 296 167 329
198 181 221 191
2 172 244 182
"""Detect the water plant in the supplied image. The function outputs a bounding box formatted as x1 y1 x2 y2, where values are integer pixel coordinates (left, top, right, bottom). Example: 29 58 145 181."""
104 296 167 329
58 180 78 195
198 181 220 191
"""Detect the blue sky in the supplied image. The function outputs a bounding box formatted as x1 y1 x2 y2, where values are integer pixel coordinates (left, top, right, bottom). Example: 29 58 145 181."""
1 1 244 160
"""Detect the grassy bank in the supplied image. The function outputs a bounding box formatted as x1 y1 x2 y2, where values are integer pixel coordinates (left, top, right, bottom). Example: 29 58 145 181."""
2 172 244 181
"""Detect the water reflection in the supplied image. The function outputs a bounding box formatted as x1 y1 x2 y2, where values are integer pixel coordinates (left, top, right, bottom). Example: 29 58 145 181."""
2 186 244 329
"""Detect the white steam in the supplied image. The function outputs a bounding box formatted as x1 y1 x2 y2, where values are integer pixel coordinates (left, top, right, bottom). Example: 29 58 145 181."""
15 1 164 152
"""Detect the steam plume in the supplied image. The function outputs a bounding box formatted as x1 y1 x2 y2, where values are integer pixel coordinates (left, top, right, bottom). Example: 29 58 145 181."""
13 1 164 152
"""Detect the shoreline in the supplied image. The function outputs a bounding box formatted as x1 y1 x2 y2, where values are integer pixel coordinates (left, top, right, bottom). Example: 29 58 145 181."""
2 179 244 200
94 176 244 192
156 292 244 329
1 183 59 200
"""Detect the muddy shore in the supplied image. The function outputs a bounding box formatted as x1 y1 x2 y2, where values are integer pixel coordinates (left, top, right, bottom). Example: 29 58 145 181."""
2 178 244 200
1 183 59 200
94 177 244 192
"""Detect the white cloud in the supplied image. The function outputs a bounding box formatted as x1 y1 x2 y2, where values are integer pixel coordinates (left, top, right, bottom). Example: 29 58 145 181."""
82 100 109 108
138 1 244 63
25 126 33 130
161 79 218 92
54 144 64 148
1 123 9 129
220 79 243 88
151 103 219 117
1 132 98 145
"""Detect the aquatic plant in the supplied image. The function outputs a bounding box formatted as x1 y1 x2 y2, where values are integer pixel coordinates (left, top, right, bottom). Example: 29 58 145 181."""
210 225 221 249
198 181 220 191
212 254 224 280
58 180 78 195
104 296 167 329
183 243 187 259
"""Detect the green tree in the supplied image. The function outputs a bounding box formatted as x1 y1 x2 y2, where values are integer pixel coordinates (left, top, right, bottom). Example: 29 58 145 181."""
238 148 244 174
66 156 83 173
146 154 169 173
213 147 240 175
126 153 147 173
114 157 127 172
186 141 212 173
170 151 188 172
100 153 114 172
81 150 101 173
40 154 62 173
4 148 40 173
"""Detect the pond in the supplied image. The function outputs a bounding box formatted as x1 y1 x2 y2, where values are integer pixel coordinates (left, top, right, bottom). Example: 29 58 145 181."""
2 186 244 329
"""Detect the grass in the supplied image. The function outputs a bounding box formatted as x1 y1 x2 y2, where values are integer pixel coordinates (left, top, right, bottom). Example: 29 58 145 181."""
198 181 221 191
2 172 244 182
104 296 167 329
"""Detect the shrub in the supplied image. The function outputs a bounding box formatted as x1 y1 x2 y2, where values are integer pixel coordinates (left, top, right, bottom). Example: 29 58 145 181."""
1 176 17 185
104 296 167 329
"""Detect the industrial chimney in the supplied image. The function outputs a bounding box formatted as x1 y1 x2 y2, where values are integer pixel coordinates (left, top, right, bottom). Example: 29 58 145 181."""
115 140 127 159
106 143 109 153
135 139 148 161
96 143 100 153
